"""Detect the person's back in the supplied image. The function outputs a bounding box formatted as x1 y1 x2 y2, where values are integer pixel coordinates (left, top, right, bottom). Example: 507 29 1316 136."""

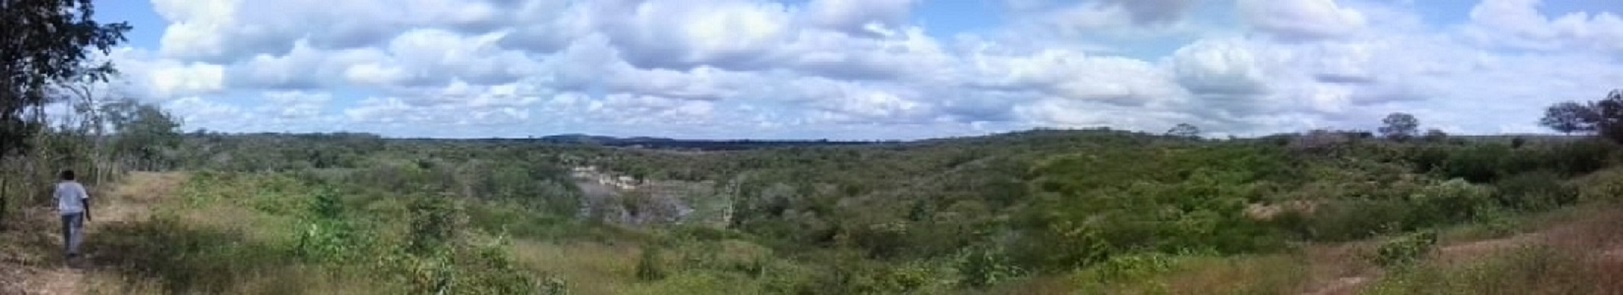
55 180 87 215
53 170 90 263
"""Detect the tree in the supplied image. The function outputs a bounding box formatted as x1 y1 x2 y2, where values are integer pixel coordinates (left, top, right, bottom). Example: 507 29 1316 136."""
104 99 181 170
2 0 130 226
1591 90 1623 144
1378 113 1420 141
1165 123 1200 138
1540 101 1597 135
2 0 130 157
1423 129 1448 143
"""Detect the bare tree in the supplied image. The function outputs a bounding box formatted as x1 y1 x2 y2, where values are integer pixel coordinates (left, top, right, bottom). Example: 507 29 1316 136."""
63 81 117 184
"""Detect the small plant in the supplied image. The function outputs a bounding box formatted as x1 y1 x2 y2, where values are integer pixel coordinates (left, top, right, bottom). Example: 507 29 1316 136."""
407 193 460 256
1372 231 1438 268
956 244 1025 288
636 246 668 281
538 272 571 295
876 261 935 293
1494 171 1576 211
1094 252 1177 282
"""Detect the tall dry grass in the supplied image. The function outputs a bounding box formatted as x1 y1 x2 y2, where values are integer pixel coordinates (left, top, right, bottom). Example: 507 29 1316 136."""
1366 206 1623 295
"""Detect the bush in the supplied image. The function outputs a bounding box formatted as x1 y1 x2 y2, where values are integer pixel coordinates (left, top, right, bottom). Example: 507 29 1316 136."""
406 193 461 256
1406 179 1496 227
1493 171 1577 211
1442 144 1512 183
453 235 542 295
636 246 668 281
1407 146 1452 173
1093 252 1177 282
1576 168 1623 203
1370 231 1438 268
1544 139 1615 175
957 244 1026 288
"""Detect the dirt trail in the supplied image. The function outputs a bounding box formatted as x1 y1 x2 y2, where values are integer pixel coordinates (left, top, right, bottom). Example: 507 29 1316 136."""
0 172 184 295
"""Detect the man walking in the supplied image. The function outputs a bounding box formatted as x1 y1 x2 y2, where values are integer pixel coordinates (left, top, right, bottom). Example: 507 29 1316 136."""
54 169 90 263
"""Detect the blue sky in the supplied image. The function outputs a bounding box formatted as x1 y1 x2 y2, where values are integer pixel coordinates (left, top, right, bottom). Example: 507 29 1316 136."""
83 0 1623 139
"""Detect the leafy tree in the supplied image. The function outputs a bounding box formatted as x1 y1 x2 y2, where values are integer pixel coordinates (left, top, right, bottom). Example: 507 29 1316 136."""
1422 129 1448 143
2 0 129 225
1 0 130 157
105 99 181 170
1591 90 1623 144
1540 101 1597 135
1378 113 1420 141
1165 123 1200 138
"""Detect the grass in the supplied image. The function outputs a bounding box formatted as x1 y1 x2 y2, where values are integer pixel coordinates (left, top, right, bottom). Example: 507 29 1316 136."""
12 167 1623 294
978 253 1314 295
976 204 1623 295
50 172 552 294
1366 206 1623 295
510 240 640 295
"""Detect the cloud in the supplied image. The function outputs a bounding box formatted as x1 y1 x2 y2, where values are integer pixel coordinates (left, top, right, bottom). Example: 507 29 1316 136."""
163 96 252 130
375 29 544 86
777 77 941 124
1169 38 1272 96
593 0 796 71
969 48 1186 107
1466 0 1623 52
1238 0 1368 40
106 48 227 101
781 27 957 81
1102 0 1199 25
805 0 919 37
152 0 536 62
260 91 332 119
106 0 1623 139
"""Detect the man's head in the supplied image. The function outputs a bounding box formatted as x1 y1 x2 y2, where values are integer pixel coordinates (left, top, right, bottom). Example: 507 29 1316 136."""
59 169 75 181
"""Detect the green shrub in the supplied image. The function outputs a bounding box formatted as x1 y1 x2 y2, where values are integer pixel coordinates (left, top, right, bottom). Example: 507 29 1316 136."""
1406 179 1496 227
1545 139 1615 175
636 246 668 281
1407 145 1452 173
1094 252 1177 282
874 261 937 293
1493 171 1577 211
956 244 1026 288
406 193 460 256
1577 168 1623 203
538 273 571 295
1291 199 1412 241
453 235 541 295
1442 144 1512 183
1371 231 1438 268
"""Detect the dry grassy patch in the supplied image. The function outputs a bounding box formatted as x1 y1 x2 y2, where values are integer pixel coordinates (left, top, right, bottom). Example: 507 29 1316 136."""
511 240 641 295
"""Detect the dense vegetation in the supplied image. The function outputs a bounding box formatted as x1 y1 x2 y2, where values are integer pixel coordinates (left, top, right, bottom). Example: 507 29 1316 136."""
11 119 1622 294
7 3 1623 293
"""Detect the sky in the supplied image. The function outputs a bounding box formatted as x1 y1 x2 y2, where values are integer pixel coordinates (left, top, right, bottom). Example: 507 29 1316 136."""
81 0 1623 140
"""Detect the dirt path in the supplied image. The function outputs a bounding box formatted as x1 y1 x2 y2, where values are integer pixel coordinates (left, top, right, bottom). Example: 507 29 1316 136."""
0 172 184 295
